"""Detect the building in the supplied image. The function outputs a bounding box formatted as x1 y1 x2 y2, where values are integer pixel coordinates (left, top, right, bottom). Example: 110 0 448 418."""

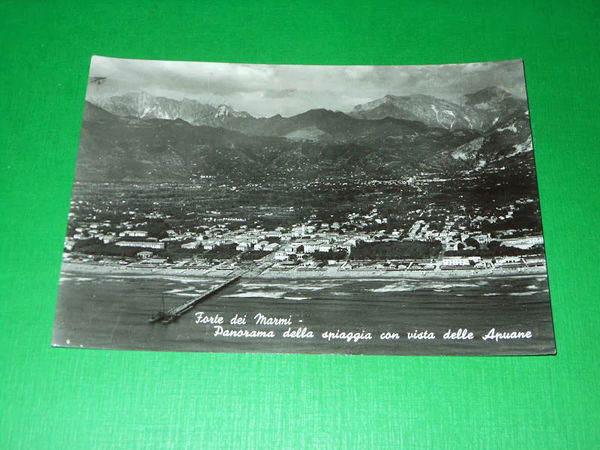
445 241 461 252
115 241 165 250
273 251 288 261
119 230 148 238
287 242 304 254
502 235 544 249
441 257 471 267
64 238 75 251
252 240 267 251
264 242 279 252
495 256 524 266
102 234 117 244
236 242 251 252
181 241 201 250
303 241 326 254
474 233 492 245
318 243 332 252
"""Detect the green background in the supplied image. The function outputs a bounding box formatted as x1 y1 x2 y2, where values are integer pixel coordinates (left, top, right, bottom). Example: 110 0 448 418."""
1 0 599 448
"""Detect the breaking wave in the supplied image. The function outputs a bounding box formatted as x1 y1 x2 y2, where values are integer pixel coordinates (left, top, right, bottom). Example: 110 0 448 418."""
225 291 287 299
371 280 484 293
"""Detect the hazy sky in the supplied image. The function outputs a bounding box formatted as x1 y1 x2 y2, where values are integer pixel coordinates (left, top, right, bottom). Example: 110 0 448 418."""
87 56 527 117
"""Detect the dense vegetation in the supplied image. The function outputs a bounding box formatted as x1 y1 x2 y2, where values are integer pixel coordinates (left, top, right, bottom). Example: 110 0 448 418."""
351 240 442 260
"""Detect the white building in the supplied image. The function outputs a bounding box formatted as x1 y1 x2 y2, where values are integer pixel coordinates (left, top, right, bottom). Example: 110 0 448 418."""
236 242 251 251
254 240 269 251
303 240 329 253
502 235 544 249
181 241 201 250
286 243 304 254
442 257 471 266
115 241 164 250
119 230 148 238
64 238 75 251
474 234 492 245
102 235 118 244
273 251 288 261
445 241 461 252
318 244 332 252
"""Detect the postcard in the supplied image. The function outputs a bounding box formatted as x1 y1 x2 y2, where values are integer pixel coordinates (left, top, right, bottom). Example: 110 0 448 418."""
52 56 556 355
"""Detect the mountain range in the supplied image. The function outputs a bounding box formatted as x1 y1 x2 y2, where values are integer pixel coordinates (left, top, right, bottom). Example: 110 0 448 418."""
77 87 535 182
90 87 526 132
349 89 525 131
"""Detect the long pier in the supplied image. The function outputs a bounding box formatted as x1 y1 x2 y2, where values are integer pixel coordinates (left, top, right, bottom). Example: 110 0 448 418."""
149 249 279 324
149 275 242 324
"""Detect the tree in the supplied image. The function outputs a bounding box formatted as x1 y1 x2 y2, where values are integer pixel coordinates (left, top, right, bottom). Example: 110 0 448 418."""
147 219 171 239
488 240 501 250
465 237 480 249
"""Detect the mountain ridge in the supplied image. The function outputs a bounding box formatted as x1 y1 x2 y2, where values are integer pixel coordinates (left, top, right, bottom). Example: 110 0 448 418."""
76 101 534 183
89 91 253 128
350 88 527 131
89 87 527 138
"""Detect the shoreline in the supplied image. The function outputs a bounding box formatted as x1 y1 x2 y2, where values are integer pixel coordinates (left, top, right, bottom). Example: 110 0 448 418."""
256 266 547 279
60 261 547 280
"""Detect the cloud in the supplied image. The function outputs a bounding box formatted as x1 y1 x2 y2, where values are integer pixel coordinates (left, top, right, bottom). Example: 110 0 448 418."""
262 88 297 99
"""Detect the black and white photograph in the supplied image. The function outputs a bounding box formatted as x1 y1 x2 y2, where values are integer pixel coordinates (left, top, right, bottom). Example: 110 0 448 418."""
52 56 556 355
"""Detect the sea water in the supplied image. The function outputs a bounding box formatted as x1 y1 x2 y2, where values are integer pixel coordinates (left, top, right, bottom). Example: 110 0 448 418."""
53 273 555 355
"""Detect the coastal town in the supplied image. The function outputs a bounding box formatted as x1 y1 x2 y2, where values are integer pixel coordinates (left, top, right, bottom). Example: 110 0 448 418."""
62 177 547 278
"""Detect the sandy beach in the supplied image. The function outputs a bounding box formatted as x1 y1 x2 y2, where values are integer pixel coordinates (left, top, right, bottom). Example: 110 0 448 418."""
61 261 547 280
